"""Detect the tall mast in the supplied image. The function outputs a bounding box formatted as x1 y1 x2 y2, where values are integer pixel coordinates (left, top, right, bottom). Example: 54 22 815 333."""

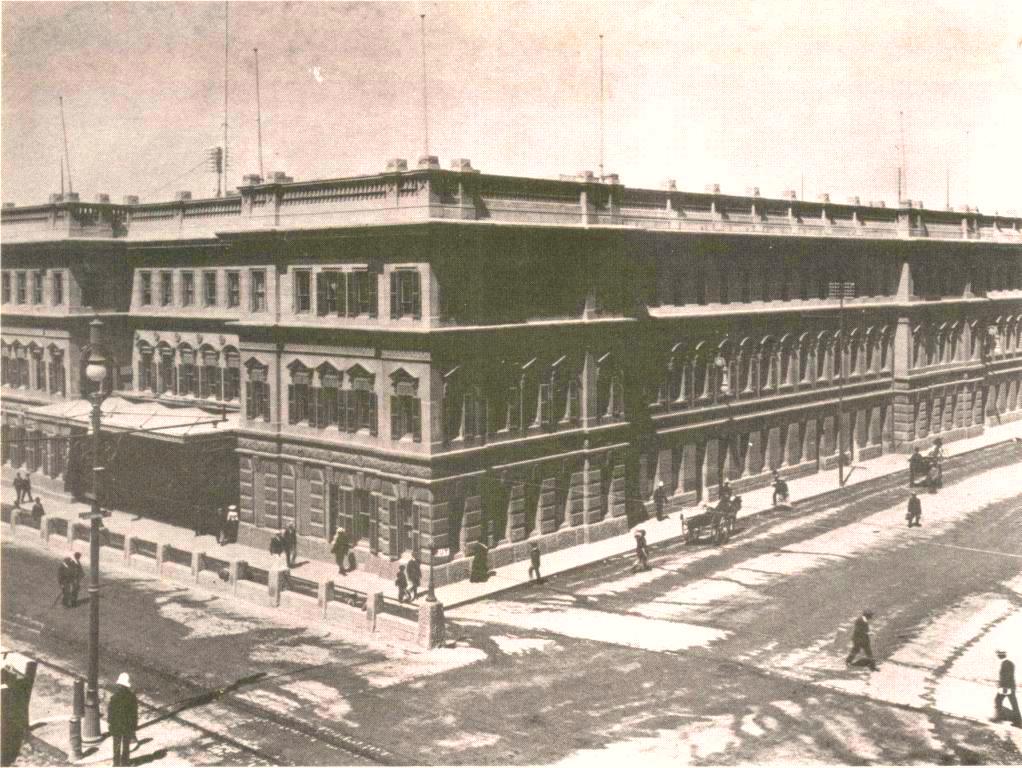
221 0 230 196
420 13 429 158
59 96 73 194
254 47 264 179
598 33 604 180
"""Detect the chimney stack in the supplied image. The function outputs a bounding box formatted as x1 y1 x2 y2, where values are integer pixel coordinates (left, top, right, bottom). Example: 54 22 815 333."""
176 191 192 201
662 178 677 191
49 193 63 204
243 174 263 186
449 158 477 173
782 190 796 200
122 195 140 205
95 193 110 203
64 192 79 202
847 196 860 205
386 158 408 173
578 170 596 182
417 155 440 170
604 173 620 185
3 202 15 209
704 183 721 194
270 171 293 184
745 186 760 197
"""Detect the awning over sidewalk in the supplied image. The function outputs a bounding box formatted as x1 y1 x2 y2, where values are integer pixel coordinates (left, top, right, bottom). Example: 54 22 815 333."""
26 396 238 442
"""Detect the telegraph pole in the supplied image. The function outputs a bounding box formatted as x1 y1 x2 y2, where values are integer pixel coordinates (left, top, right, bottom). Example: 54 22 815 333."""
829 281 856 486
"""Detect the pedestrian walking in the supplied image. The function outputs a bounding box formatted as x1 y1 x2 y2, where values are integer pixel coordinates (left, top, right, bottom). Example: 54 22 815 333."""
906 492 922 527
845 609 877 670
994 650 1022 726
222 506 240 544
771 471 790 507
30 496 45 524
331 528 350 575
909 447 925 486
395 564 409 603
58 556 75 608
269 530 287 565
406 553 422 600
528 543 543 583
13 471 25 507
108 672 139 767
283 523 298 568
470 543 490 583
631 529 650 572
69 552 84 607
653 479 667 521
21 472 32 506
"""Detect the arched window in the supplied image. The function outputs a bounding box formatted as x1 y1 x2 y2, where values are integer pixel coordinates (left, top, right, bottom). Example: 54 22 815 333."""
738 338 756 396
157 343 175 394
390 368 421 441
314 363 341 428
199 345 221 399
29 344 46 391
287 361 313 425
178 344 198 396
816 333 831 382
223 347 241 401
779 334 797 387
693 342 712 402
848 329 862 378
245 359 271 422
137 342 155 393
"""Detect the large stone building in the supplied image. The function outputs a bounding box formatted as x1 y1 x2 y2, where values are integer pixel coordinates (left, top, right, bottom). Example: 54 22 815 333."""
3 158 1021 584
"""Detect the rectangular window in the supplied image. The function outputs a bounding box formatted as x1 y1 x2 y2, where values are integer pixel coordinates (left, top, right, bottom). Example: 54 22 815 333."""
2 273 10 304
390 394 421 441
227 271 240 307
224 350 241 401
16 272 27 303
390 270 421 319
34 354 46 390
316 272 344 316
246 367 271 422
203 271 217 307
32 271 44 304
158 352 175 393
201 350 221 399
293 269 311 313
160 271 173 306
140 271 152 305
288 370 311 424
318 374 339 427
349 270 377 317
250 270 267 312
181 272 195 306
48 357 66 396
51 272 63 306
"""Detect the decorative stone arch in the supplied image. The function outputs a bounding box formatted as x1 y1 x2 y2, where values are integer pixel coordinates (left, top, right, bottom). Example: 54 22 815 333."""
596 351 624 419
692 340 714 401
777 333 798 386
797 332 815 385
758 335 779 393
815 330 834 382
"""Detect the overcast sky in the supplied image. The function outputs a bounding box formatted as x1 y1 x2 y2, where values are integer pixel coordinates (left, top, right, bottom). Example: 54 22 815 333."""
2 1 1020 212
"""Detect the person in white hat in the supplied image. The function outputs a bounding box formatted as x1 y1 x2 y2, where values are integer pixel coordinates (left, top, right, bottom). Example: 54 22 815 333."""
108 672 138 766
653 479 667 521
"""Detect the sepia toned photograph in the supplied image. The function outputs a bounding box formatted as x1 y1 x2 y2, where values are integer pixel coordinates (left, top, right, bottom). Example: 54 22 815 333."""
1 1 1021 765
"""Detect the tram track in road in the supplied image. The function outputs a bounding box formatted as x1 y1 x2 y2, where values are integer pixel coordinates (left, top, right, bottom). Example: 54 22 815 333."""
1 612 403 766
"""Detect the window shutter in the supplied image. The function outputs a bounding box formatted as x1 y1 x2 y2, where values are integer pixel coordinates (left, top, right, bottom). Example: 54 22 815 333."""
288 385 297 424
368 393 378 436
411 272 421 319
391 395 400 439
345 274 356 317
316 274 328 316
246 382 255 420
310 387 320 426
411 398 422 442
567 379 579 422
390 272 399 319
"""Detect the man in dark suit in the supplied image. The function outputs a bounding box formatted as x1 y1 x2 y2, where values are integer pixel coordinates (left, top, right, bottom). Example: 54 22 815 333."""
994 650 1022 726
528 543 542 583
406 552 422 600
653 480 667 521
845 609 877 670
108 672 139 766
906 492 922 527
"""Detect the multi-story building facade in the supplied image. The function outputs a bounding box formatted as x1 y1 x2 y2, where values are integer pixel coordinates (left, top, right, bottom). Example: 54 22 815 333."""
3 159 1021 584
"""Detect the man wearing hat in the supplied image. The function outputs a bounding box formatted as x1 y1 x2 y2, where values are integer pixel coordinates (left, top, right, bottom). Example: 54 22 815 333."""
108 672 139 766
845 609 877 670
528 543 542 583
653 479 667 521
631 529 650 572
994 650 1021 726
906 492 922 528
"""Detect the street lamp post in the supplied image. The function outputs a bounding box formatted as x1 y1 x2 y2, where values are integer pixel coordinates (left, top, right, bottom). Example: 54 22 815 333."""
426 544 438 603
82 318 109 742
828 281 856 487
714 355 733 494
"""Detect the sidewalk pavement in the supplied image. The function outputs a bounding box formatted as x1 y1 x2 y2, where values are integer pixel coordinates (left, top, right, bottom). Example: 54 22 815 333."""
6 420 1022 614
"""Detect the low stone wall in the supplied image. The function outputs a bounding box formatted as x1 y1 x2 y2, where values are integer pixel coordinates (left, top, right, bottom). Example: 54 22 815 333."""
2 508 442 649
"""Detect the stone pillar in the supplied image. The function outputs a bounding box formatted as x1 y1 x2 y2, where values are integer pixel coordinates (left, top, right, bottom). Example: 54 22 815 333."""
609 462 627 518
318 579 334 616
681 443 699 494
507 480 527 542
268 568 286 607
417 601 446 649
893 317 913 380
765 426 782 471
229 560 246 594
785 422 802 466
366 591 384 631
802 420 819 464
702 438 720 497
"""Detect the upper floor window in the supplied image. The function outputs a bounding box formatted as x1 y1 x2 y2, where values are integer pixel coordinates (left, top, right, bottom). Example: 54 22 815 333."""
250 270 267 312
178 346 198 395
140 271 152 306
203 271 217 307
160 271 173 306
246 362 271 422
32 271 44 304
227 271 240 308
224 348 241 401
288 365 312 424
16 272 27 304
181 272 195 306
2 273 10 304
52 272 64 306
31 346 45 390
48 349 66 396
137 344 156 393
317 271 343 316
293 270 311 314
390 370 422 442
350 270 377 317
390 270 421 319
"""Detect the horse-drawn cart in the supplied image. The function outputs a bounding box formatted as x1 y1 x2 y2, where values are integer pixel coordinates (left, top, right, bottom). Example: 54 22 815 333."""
685 495 742 545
